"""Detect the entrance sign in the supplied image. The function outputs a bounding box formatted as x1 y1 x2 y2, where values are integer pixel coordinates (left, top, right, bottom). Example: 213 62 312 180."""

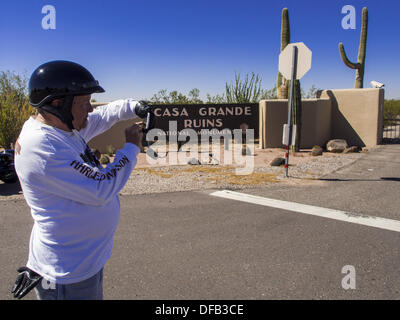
152 103 259 138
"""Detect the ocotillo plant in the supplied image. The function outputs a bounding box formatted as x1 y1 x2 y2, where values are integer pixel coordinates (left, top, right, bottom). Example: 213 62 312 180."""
339 7 368 88
277 8 290 99
225 72 262 103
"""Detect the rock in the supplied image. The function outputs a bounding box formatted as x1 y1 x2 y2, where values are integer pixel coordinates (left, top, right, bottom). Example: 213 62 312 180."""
311 145 323 156
343 146 360 154
188 158 201 165
242 145 252 156
326 139 348 153
270 157 285 166
208 158 219 165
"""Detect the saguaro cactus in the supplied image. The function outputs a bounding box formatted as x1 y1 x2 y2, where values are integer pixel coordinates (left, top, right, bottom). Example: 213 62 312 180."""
291 80 302 152
277 8 290 99
339 7 368 88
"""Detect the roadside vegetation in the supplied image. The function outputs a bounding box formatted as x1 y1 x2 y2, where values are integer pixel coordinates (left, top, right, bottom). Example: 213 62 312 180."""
383 99 400 127
149 72 319 104
1 69 396 149
0 71 35 149
384 99 400 118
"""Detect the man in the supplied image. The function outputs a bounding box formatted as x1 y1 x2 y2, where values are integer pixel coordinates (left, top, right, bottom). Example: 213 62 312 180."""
11 60 150 300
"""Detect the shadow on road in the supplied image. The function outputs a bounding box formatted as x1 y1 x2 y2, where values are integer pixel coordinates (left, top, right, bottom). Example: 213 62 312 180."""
317 177 400 182
0 181 22 196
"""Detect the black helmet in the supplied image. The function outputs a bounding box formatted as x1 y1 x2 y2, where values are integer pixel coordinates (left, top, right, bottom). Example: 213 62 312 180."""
28 60 105 129
29 60 104 107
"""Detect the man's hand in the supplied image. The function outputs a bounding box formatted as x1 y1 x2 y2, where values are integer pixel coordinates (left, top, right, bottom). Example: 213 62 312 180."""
135 100 151 119
125 123 144 148
11 267 43 299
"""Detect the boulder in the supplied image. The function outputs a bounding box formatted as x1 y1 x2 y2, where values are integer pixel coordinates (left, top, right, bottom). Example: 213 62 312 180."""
343 146 361 154
311 145 323 156
208 158 219 165
270 157 285 166
326 139 348 153
242 145 252 156
188 158 201 165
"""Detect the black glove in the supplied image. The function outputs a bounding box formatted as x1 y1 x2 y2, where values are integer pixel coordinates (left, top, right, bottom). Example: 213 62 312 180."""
135 100 151 119
11 266 43 299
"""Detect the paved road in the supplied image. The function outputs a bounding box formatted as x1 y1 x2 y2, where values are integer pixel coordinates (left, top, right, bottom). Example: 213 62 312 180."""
1 144 399 300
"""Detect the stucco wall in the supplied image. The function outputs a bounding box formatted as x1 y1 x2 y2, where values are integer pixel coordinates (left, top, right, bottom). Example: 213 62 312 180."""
259 98 332 149
87 102 141 153
319 88 384 147
88 118 141 153
259 88 384 149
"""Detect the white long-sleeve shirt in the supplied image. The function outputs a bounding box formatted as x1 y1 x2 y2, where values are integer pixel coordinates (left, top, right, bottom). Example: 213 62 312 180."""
15 99 141 284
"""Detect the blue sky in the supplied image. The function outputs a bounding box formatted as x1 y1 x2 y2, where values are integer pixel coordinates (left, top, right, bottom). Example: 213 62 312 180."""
1 0 399 101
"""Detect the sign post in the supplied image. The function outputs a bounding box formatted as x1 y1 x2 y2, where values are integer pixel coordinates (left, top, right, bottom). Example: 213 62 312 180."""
278 42 312 177
285 46 297 177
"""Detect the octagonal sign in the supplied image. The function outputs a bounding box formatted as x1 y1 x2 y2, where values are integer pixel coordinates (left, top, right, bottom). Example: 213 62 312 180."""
278 42 312 80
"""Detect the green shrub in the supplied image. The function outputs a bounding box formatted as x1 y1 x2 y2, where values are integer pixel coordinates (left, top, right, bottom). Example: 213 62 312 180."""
0 71 35 149
225 72 262 103
384 99 400 126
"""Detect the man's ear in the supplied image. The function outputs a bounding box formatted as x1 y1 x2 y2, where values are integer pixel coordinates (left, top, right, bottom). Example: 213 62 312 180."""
50 99 64 107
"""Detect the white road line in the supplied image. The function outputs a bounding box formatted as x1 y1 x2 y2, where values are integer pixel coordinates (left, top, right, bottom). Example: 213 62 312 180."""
210 190 400 233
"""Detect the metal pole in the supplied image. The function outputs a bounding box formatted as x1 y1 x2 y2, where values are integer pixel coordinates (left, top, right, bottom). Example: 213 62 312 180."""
285 46 298 178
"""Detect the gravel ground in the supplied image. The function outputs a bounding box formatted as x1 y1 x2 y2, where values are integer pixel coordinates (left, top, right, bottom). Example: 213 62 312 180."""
121 151 364 195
